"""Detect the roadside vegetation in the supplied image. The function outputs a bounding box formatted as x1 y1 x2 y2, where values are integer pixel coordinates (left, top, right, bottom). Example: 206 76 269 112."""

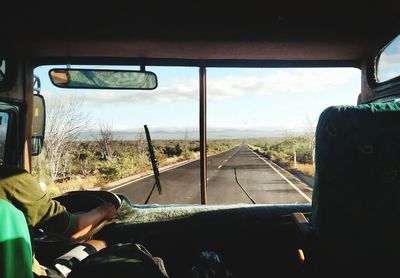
249 135 315 181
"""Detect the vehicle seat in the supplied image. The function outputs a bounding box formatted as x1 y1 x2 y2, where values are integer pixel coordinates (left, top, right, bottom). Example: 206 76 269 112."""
311 102 400 268
0 199 33 278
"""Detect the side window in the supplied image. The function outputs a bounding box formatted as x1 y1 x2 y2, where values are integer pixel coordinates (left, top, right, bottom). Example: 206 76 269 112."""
0 112 9 165
376 35 400 83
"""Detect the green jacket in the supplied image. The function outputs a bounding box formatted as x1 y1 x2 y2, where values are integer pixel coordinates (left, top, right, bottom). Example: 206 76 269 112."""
0 166 78 236
0 165 79 276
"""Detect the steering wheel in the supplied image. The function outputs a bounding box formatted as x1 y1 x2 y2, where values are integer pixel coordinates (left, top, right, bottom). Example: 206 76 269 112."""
34 191 122 246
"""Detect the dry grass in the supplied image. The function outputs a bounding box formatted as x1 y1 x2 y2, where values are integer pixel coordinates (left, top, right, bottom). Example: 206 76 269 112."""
47 175 100 197
246 144 262 153
294 163 315 178
159 156 185 167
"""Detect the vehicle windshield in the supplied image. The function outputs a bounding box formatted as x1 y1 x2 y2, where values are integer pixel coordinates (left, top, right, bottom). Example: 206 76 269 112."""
33 65 360 205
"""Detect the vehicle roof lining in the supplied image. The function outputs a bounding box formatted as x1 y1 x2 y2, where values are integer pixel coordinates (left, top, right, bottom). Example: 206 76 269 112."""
34 57 359 69
5 1 400 64
20 39 378 67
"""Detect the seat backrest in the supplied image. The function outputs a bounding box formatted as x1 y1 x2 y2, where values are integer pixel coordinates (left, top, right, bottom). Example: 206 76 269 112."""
311 102 400 265
0 199 33 278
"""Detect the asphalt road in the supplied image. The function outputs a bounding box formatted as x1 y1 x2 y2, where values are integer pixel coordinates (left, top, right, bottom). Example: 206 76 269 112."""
111 144 313 205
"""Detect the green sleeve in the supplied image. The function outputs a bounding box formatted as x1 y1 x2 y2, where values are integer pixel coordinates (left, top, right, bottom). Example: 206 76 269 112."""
0 166 79 237
0 199 34 278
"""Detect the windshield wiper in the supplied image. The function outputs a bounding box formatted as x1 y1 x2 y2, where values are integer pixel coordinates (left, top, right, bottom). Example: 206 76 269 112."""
144 124 162 204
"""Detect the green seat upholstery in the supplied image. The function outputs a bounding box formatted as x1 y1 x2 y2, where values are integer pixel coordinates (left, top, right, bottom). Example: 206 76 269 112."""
312 102 400 265
0 199 33 278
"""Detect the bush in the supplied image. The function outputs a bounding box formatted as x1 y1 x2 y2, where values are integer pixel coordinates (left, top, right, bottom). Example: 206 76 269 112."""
254 136 314 165
295 145 313 164
97 157 133 180
71 148 97 176
163 144 183 157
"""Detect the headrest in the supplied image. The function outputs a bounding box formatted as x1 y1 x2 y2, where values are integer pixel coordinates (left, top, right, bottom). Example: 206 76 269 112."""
311 102 400 262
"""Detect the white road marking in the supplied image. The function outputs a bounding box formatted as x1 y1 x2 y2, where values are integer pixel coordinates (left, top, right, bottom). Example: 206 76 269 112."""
246 145 308 185
247 147 312 203
217 146 242 170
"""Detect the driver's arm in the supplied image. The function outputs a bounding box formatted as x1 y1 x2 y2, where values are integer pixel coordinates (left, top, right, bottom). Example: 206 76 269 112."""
0 166 117 239
71 202 117 239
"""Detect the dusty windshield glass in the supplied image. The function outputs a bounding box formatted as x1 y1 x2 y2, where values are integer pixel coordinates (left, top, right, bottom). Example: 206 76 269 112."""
33 66 360 205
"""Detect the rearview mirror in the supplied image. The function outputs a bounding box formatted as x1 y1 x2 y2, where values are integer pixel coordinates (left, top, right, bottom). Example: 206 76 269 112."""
49 68 158 90
32 94 45 156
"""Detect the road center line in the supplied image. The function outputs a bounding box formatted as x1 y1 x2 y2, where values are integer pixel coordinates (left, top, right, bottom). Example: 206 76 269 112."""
110 145 241 191
217 146 242 170
247 147 311 203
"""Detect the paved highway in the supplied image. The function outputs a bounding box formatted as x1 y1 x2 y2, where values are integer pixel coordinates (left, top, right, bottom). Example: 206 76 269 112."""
111 144 313 205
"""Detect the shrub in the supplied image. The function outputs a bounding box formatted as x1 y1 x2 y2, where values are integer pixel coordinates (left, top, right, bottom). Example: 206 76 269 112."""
163 144 183 157
254 136 314 166
97 157 133 180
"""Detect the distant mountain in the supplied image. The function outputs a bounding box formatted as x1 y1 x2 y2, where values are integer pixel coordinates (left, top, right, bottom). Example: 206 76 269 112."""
78 127 306 140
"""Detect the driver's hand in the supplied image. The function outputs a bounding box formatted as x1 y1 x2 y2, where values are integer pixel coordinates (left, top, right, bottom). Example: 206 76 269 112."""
72 203 119 240
98 202 118 220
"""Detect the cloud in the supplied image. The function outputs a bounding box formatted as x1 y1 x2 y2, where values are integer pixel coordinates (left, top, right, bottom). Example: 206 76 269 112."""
376 37 400 81
42 68 359 105
43 77 199 105
379 52 400 67
207 68 359 99
378 40 400 82
378 39 400 66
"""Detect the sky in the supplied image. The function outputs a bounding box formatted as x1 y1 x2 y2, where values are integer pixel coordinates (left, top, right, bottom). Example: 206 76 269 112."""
34 65 361 139
378 34 400 82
